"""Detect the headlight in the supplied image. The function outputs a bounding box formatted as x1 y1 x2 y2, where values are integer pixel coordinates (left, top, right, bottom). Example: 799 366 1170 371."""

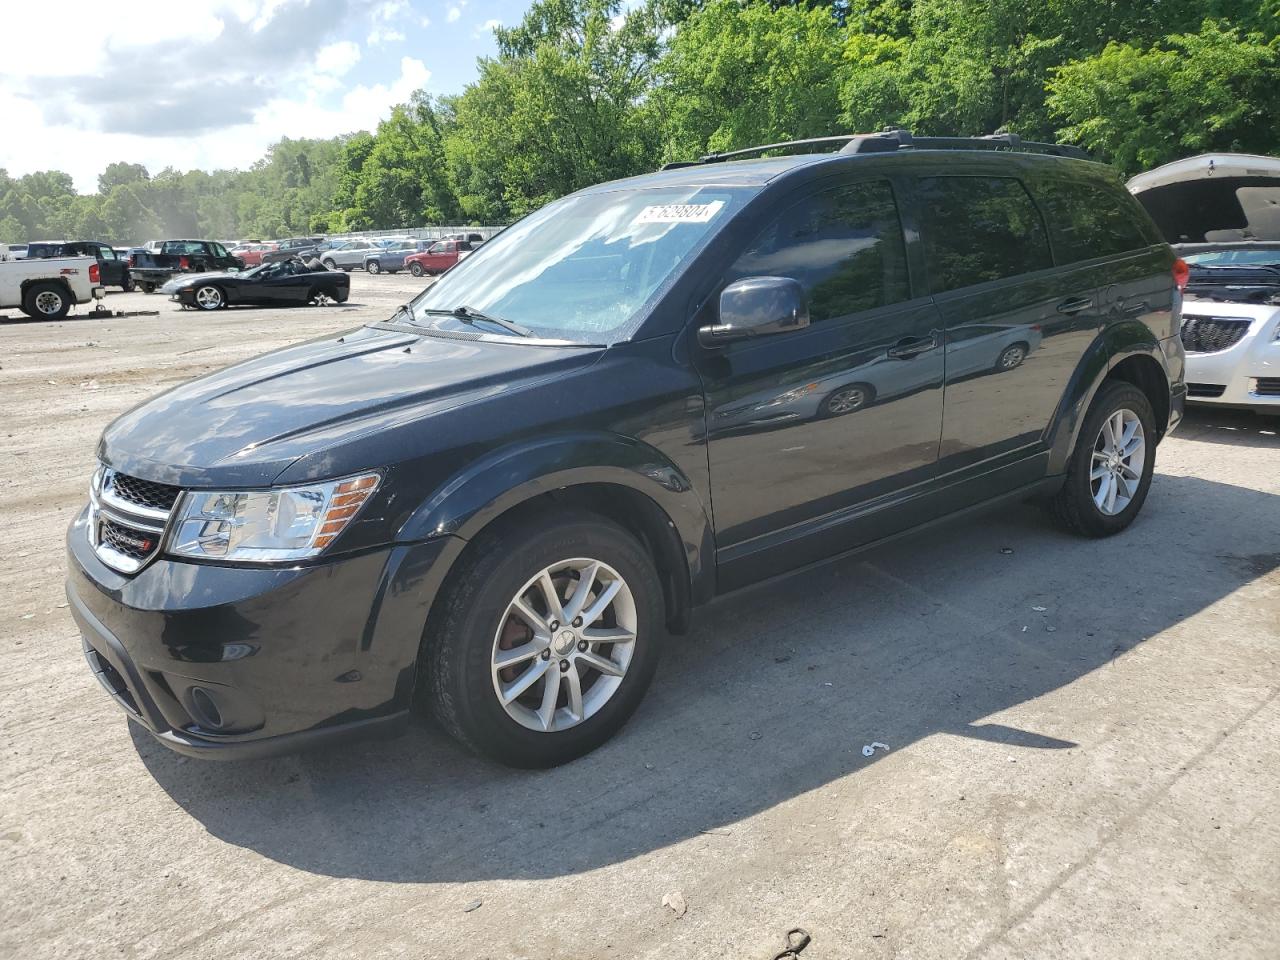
169 473 379 562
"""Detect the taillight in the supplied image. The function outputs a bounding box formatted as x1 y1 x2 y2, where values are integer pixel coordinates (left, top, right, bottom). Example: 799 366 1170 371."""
179 255 190 269
89 262 100 283
1172 258 1189 291
128 254 136 267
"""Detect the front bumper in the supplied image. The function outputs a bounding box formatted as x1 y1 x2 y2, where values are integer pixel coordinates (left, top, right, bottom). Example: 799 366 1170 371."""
1184 317 1280 408
67 505 453 759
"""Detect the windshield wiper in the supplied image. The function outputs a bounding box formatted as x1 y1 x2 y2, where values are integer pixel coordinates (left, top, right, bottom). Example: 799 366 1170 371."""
415 305 533 338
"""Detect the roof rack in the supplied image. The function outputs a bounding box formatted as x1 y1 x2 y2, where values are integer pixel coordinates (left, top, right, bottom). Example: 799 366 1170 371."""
659 128 1088 170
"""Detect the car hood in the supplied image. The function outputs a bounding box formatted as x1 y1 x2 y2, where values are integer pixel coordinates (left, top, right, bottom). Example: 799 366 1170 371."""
98 324 602 487
1128 153 1280 244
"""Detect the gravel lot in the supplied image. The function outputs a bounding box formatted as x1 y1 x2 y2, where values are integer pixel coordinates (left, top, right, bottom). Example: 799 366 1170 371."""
2 274 1278 960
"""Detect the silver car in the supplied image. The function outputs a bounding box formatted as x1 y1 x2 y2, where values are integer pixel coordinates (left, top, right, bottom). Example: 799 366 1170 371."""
319 239 377 271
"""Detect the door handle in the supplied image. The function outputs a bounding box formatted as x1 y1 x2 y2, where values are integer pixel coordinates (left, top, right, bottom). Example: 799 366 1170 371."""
886 335 936 360
1120 299 1148 317
1056 296 1093 315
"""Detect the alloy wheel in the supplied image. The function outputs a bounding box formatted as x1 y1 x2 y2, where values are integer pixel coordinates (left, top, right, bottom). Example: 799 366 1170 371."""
1091 408 1145 516
491 557 637 733
826 386 867 415
195 286 222 310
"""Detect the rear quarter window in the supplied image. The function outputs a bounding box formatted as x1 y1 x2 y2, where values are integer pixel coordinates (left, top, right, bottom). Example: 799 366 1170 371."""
1033 179 1157 263
916 176 1053 293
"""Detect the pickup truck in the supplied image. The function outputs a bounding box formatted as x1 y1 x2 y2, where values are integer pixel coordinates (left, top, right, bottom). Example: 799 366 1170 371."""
0 254 105 319
26 240 133 290
129 240 243 293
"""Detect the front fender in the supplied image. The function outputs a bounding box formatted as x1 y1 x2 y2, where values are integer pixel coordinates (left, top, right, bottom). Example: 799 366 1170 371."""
1046 320 1170 474
398 431 716 604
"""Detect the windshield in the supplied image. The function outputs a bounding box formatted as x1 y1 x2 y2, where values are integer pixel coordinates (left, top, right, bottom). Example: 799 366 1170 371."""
1184 248 1280 268
408 185 752 343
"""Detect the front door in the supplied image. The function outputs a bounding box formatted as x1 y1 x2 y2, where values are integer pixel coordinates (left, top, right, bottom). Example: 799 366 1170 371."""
94 244 125 286
697 177 945 586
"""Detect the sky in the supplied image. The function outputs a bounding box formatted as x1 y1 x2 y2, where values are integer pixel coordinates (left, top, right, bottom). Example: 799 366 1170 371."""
1 0 534 193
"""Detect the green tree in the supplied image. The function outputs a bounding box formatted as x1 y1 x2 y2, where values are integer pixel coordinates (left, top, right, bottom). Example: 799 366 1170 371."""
97 162 150 193
1047 20 1280 173
656 0 846 160
446 0 663 219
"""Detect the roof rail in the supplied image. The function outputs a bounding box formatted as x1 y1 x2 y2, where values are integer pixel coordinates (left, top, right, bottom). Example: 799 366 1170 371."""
659 128 1088 170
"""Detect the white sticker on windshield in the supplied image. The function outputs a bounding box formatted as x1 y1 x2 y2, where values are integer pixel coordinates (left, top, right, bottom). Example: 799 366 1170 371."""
635 201 725 224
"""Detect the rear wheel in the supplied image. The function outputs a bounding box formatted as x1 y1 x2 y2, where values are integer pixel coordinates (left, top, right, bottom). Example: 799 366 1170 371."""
1049 381 1156 537
422 511 664 768
409 262 424 277
193 284 225 311
21 282 70 320
995 342 1029 372
322 258 337 271
140 282 156 294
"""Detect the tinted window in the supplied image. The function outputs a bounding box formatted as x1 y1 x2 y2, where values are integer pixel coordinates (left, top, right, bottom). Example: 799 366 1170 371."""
99 246 116 260
212 243 228 258
917 176 1052 293
726 179 910 322
1034 179 1155 263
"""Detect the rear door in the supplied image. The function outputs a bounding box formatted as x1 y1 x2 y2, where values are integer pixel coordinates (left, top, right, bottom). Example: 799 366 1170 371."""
1029 176 1177 343
914 174 1102 487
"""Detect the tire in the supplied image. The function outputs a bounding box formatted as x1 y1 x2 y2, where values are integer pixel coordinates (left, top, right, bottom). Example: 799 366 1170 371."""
1048 380 1156 538
21 282 70 320
995 342 1029 372
409 262 424 277
819 382 875 417
193 284 225 311
141 282 156 294
122 274 135 293
422 510 665 768
366 260 381 274
322 258 337 271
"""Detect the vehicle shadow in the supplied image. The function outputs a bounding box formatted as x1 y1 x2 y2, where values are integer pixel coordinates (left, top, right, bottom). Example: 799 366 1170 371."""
1177 406 1280 449
134 473 1279 882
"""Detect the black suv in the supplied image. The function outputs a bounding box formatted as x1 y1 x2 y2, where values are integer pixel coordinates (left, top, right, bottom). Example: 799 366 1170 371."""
67 131 1187 767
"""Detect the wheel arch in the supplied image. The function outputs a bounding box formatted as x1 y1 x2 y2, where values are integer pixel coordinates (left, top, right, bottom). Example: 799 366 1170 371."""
399 435 716 634
1046 322 1171 474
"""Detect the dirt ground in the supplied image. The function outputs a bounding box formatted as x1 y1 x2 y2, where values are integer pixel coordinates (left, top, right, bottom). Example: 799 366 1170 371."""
1 275 1278 960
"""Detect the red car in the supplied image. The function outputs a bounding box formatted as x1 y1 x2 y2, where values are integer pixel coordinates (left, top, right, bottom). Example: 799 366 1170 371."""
230 243 278 267
403 238 473 277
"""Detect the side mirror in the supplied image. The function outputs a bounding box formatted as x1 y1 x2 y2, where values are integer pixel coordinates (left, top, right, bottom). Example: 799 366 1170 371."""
698 276 810 347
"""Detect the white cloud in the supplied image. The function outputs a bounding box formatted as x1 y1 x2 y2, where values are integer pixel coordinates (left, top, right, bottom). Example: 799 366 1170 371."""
419 15 431 27
446 6 461 22
315 40 362 76
0 1 432 192
482 18 501 31
367 26 406 45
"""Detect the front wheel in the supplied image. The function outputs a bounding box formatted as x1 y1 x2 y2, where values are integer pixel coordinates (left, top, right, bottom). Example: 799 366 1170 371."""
409 262 424 277
366 261 381 274
422 511 664 767
995 342 1029 372
322 258 337 271
1049 381 1156 537
140 282 156 294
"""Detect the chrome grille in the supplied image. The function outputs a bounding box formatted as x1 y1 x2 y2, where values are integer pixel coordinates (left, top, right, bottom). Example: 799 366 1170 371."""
1180 316 1252 354
99 517 160 561
107 472 181 512
89 467 182 574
